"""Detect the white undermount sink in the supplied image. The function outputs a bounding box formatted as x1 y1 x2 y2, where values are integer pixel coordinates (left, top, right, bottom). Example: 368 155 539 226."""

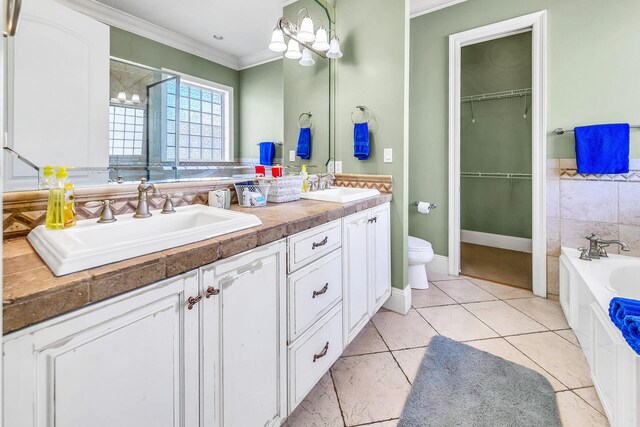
28 205 262 276
299 187 380 203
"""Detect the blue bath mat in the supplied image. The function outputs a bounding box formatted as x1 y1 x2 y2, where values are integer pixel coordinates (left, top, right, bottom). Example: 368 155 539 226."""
399 336 561 427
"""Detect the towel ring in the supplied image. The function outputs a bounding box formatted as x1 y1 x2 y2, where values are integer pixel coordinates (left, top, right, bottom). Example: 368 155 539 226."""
298 112 312 128
351 106 371 124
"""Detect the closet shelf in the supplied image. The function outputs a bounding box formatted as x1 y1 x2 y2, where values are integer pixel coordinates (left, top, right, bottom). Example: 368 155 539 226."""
461 88 532 103
461 171 532 180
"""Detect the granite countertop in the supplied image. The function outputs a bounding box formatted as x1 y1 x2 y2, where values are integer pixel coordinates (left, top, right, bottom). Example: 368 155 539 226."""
3 193 392 334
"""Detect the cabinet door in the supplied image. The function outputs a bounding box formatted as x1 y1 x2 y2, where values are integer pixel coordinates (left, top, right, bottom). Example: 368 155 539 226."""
206 241 287 427
370 203 391 313
343 210 371 346
3 272 200 427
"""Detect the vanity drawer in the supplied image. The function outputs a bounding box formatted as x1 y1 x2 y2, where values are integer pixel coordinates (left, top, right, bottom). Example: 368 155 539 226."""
288 219 342 272
288 305 343 413
288 249 342 342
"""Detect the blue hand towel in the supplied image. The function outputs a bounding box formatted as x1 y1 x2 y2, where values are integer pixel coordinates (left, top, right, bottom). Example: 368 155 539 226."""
354 122 370 160
259 142 276 166
609 297 640 329
575 123 630 174
296 128 311 160
622 316 640 354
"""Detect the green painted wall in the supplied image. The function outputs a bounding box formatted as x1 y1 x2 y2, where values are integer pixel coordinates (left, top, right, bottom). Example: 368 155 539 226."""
336 0 409 289
409 0 640 257
110 27 241 159
460 33 532 239
239 59 284 160
283 0 331 167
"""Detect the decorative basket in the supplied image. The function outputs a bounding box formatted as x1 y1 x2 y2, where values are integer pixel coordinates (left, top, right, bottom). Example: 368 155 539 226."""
258 176 304 203
233 181 271 207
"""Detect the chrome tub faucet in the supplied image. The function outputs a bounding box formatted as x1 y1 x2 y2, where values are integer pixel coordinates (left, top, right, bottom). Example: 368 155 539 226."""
580 233 631 261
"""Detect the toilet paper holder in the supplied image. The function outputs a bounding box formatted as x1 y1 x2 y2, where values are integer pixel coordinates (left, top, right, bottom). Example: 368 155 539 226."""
413 201 437 209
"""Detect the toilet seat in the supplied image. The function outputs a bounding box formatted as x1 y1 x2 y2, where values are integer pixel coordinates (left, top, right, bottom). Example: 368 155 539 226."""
408 236 434 290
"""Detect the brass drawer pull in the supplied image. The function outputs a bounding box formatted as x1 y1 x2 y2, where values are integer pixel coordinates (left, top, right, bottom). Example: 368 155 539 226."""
312 283 329 299
205 286 220 298
312 236 328 250
313 342 330 362
187 294 202 310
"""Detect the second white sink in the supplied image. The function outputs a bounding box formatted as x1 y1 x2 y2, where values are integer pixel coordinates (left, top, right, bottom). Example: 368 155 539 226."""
300 187 380 203
28 205 262 276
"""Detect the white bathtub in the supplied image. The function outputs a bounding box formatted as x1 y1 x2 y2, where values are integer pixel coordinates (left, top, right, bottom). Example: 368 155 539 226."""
560 248 640 427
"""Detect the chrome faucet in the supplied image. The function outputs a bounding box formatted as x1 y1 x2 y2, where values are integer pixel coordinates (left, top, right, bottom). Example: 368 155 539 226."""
316 173 335 191
134 178 161 218
581 233 630 260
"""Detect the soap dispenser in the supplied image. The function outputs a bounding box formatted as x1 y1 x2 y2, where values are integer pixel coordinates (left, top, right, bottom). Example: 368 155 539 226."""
301 165 309 193
45 168 65 230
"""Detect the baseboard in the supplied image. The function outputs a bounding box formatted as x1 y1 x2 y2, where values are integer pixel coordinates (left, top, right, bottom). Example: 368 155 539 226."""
427 254 449 274
461 230 532 253
383 286 411 315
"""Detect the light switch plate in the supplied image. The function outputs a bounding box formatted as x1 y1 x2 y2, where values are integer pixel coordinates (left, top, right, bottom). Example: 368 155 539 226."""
384 148 393 163
327 160 335 173
289 150 296 162
335 161 343 173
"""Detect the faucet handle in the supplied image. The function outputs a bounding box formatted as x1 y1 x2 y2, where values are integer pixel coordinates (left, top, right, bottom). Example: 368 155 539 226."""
585 233 598 241
577 247 591 261
161 193 183 214
84 200 117 223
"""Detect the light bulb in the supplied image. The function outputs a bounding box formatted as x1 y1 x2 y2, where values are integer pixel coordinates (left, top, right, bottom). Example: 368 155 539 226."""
131 94 141 104
326 37 343 59
285 40 302 59
298 15 315 43
268 28 287 52
312 27 330 52
299 48 315 66
117 91 127 102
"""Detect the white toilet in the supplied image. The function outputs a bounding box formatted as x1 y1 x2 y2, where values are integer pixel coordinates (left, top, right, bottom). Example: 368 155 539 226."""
408 236 435 289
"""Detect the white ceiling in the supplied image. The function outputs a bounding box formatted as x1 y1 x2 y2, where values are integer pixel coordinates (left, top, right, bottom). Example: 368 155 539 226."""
61 0 466 70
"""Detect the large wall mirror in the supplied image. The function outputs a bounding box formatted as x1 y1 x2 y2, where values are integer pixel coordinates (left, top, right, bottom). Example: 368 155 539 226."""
3 0 335 192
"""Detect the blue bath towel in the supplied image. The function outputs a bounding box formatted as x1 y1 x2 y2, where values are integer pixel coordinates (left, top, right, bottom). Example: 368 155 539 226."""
259 142 276 166
354 122 370 160
623 316 640 354
575 123 630 174
296 128 311 160
609 297 640 329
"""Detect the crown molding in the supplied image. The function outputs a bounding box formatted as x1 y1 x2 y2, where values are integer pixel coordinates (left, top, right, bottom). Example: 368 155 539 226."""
58 0 241 70
239 50 282 70
410 0 467 18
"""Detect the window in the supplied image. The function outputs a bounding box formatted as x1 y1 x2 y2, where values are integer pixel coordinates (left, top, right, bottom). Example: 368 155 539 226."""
109 106 144 156
165 76 232 162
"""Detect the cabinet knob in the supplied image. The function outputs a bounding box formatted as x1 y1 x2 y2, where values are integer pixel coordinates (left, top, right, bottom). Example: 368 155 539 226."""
313 341 330 362
206 286 220 298
187 294 202 310
312 236 329 250
312 283 329 299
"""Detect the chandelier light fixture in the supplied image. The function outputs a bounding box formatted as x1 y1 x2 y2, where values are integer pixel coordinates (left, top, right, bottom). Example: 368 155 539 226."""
268 8 342 67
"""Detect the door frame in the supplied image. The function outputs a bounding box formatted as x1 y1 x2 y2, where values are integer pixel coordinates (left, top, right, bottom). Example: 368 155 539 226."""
447 11 548 297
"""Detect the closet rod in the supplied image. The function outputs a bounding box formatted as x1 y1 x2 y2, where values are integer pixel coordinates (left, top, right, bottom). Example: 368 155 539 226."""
461 172 531 179
461 88 531 103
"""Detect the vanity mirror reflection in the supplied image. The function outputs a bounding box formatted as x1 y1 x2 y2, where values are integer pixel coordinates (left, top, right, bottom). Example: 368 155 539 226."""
3 0 335 192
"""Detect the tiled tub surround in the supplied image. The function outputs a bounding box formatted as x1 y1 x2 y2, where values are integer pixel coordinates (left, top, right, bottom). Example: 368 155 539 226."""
2 193 392 334
546 159 640 297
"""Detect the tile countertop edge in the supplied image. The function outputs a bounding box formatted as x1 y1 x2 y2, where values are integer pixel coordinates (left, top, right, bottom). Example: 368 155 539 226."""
2 193 392 334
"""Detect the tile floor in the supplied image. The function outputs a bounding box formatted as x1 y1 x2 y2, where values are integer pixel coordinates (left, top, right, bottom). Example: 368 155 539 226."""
284 274 610 427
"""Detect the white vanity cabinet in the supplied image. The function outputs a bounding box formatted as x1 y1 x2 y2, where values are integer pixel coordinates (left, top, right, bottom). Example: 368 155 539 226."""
343 202 392 345
200 240 287 427
3 272 201 427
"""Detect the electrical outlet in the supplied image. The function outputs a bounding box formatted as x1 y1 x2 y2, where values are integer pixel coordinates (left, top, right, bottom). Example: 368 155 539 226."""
289 150 296 162
384 148 393 163
335 161 343 173
327 160 335 173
